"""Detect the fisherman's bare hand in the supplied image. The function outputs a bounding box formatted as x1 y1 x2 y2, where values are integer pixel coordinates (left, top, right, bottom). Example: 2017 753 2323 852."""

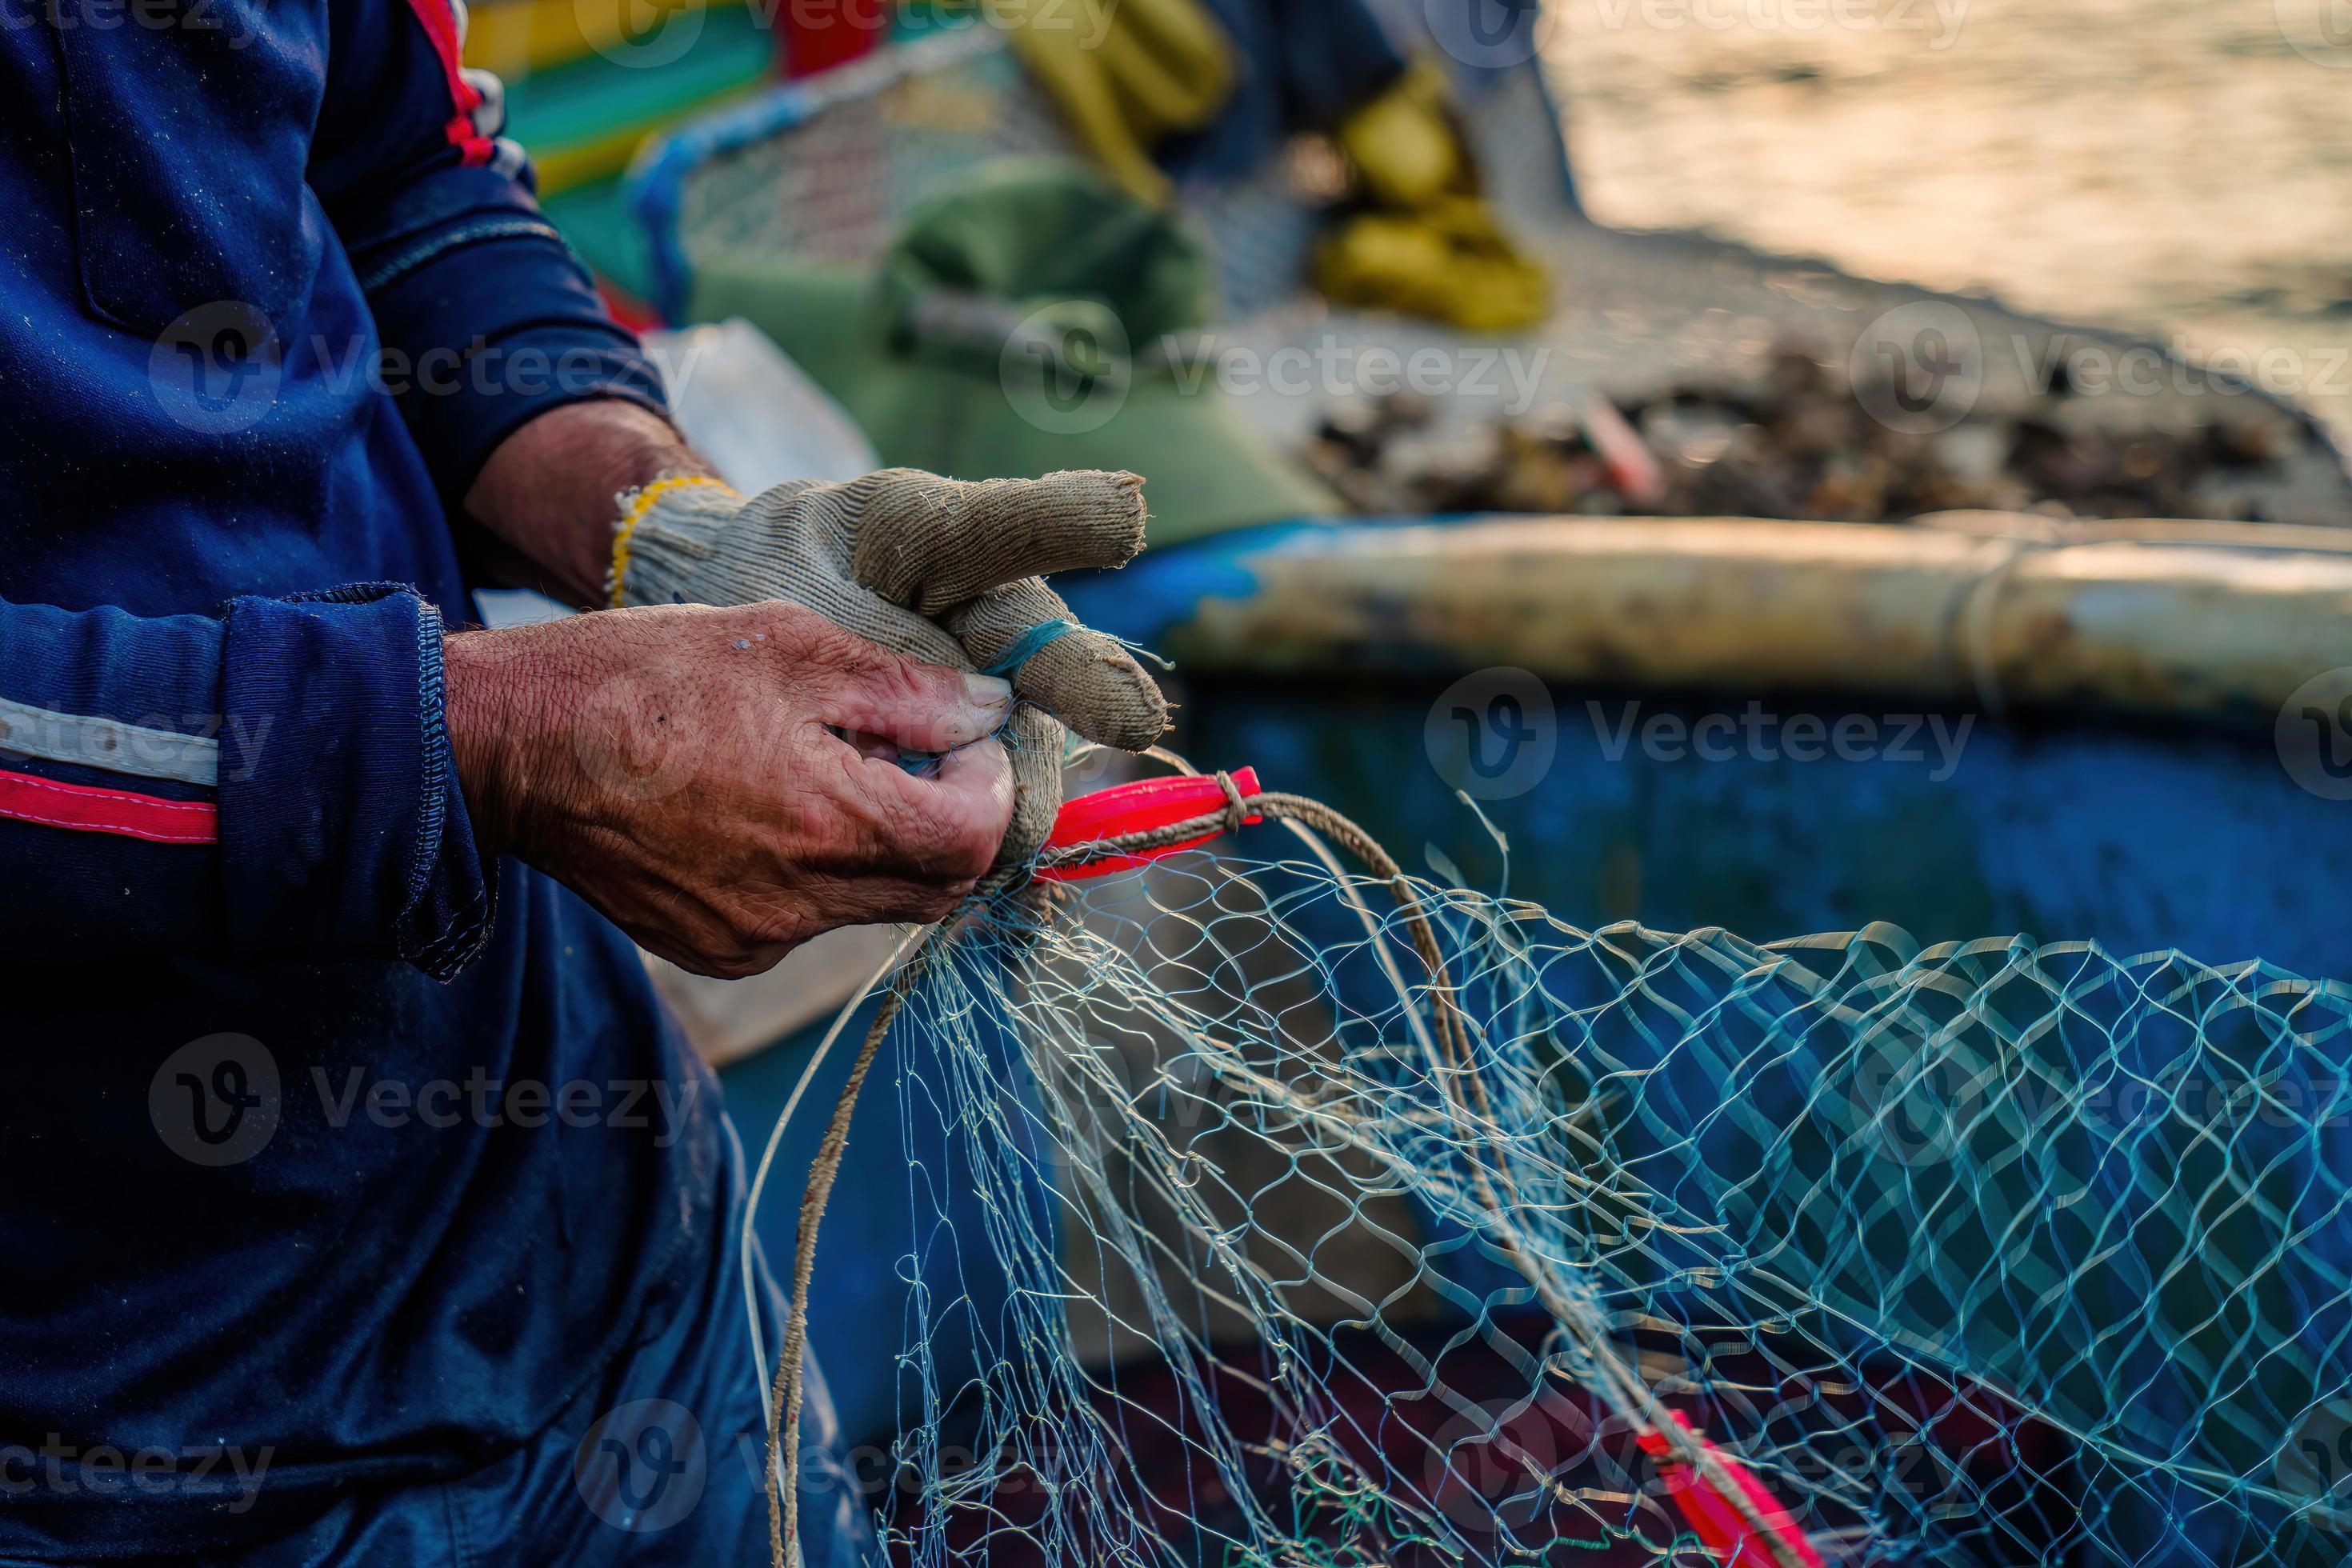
444 602 1015 978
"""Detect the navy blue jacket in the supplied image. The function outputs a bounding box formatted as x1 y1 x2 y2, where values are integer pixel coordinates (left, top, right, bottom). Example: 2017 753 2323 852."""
0 5 715 1554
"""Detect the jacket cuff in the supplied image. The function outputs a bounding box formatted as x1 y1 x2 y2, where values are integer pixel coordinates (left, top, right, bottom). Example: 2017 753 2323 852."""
218 584 495 979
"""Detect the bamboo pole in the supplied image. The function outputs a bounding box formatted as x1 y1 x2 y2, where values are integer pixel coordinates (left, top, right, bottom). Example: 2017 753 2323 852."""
1165 514 2352 722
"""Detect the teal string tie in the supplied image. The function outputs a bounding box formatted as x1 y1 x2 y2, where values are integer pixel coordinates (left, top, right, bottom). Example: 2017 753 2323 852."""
982 618 1078 681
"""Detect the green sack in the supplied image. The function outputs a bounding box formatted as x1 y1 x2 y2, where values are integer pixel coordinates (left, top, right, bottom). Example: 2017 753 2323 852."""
685 159 1334 548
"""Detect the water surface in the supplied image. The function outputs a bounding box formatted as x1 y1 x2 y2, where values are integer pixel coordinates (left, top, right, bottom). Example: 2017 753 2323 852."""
1548 0 2352 434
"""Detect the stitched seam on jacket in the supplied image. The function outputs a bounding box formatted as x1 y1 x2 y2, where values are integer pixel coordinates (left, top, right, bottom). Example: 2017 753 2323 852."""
357 217 569 295
397 596 462 973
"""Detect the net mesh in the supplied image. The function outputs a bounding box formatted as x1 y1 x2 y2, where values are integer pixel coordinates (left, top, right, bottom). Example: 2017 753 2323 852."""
763 787 2352 1568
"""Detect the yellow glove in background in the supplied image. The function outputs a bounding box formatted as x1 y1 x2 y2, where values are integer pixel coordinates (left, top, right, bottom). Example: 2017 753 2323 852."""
1314 60 1551 332
994 0 1235 206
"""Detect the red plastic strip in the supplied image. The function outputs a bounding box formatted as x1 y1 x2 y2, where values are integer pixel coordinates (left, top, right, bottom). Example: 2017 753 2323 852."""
597 277 665 334
1637 1413 1824 1568
1035 768 1262 882
402 0 494 167
0 769 218 846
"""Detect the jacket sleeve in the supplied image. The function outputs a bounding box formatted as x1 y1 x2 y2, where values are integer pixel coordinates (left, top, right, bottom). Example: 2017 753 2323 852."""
0 585 492 979
307 0 670 514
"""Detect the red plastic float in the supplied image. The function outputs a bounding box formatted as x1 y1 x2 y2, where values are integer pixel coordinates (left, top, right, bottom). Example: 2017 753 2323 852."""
1035 767 1262 882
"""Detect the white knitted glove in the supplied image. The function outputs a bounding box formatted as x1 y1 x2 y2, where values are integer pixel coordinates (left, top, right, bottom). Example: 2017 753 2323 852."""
608 467 1168 862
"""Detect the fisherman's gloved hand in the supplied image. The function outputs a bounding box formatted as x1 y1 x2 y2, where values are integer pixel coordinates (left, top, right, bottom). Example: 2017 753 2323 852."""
606 467 1169 862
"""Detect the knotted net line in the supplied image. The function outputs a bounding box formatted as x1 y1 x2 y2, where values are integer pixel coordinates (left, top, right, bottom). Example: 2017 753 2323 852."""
750 763 2352 1567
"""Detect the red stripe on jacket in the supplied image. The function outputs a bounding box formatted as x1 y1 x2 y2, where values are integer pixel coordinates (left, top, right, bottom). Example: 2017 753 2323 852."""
0 769 218 845
402 0 494 166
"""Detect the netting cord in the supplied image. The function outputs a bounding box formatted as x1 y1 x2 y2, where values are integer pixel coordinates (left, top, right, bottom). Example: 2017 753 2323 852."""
1946 525 2059 721
763 778 1814 1568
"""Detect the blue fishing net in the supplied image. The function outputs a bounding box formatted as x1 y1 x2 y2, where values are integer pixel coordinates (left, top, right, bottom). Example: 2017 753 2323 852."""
755 792 2352 1568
